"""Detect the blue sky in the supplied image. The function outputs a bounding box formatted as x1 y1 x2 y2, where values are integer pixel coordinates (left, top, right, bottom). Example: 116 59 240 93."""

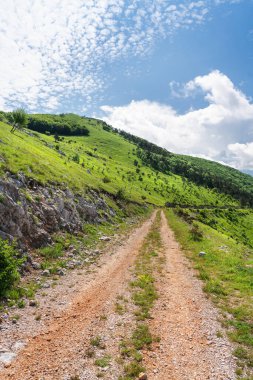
1 0 253 170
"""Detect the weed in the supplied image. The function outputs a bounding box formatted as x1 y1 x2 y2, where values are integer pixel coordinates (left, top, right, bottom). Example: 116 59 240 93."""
94 355 111 368
85 348 95 358
39 242 64 259
115 302 125 315
11 314 20 321
90 336 102 348
123 361 145 378
234 347 248 360
132 324 152 350
17 299 26 308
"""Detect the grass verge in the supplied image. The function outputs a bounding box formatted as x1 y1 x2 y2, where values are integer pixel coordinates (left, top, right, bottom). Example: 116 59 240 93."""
119 211 162 380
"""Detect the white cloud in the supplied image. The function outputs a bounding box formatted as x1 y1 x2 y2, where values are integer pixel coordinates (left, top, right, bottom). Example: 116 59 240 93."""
101 70 253 170
0 0 235 113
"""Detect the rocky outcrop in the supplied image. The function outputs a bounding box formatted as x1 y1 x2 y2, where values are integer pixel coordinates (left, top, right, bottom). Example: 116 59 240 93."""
0 173 115 249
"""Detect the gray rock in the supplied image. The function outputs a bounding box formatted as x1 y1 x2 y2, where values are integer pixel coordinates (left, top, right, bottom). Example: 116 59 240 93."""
99 236 111 242
0 174 111 251
0 352 16 364
199 251 207 257
42 269 50 276
57 269 66 276
41 283 50 288
32 261 41 270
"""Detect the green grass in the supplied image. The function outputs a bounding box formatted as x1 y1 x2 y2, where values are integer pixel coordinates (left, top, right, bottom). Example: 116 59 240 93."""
0 120 238 206
118 212 163 379
90 336 103 348
165 208 253 378
94 355 111 368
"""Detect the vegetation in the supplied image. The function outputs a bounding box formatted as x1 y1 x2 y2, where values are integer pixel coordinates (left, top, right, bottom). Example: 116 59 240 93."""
0 109 253 377
27 113 89 136
166 208 253 378
119 129 253 207
0 117 239 207
10 108 28 133
119 212 162 379
94 355 111 368
0 239 21 297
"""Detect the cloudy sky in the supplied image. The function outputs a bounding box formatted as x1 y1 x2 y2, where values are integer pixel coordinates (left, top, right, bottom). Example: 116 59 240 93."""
1 1 253 170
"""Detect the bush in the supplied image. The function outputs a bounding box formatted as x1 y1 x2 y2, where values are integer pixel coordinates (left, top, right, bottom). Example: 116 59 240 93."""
0 239 20 297
190 224 203 241
102 176 111 183
115 188 126 200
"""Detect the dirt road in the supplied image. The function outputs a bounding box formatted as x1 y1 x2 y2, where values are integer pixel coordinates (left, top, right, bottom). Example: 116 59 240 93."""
144 211 236 380
0 210 236 380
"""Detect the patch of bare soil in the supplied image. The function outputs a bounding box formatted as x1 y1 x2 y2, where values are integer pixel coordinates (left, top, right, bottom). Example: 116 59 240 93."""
0 212 156 380
143 211 236 380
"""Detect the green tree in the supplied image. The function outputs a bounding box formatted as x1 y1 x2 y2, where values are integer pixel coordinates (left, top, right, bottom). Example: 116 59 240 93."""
10 108 28 133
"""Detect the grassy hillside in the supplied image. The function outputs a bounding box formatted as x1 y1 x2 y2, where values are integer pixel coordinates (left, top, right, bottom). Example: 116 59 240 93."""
0 115 240 207
119 130 253 206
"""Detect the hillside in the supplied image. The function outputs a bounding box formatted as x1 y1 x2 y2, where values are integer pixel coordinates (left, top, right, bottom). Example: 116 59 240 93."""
0 113 247 207
0 112 253 378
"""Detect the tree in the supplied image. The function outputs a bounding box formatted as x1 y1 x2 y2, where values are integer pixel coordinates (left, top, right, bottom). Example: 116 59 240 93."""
10 108 28 133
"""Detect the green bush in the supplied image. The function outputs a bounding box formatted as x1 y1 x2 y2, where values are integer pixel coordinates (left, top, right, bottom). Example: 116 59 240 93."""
0 239 20 297
190 224 203 241
115 188 126 200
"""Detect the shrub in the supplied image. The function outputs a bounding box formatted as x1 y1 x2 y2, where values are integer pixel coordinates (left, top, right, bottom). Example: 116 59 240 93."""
0 239 21 297
102 176 111 183
190 224 203 241
73 153 80 163
115 188 126 200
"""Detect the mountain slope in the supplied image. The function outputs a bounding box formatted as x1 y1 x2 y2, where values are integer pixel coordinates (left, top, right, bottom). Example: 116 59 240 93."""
0 114 243 207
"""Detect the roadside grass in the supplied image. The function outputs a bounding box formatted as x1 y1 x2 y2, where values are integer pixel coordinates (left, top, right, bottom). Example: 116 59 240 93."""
119 211 162 380
165 208 253 379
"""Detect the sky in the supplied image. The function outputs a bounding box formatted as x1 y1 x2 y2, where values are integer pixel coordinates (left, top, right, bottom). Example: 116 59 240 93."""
0 0 253 171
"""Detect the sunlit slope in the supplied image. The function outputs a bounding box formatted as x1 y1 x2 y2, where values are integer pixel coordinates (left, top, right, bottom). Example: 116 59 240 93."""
0 119 238 206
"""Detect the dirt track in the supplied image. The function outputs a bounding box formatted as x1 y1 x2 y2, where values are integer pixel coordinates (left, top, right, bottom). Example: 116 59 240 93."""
143 211 236 380
1 210 236 380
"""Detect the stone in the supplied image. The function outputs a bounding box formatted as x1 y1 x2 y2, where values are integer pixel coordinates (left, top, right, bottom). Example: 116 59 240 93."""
57 269 66 276
0 174 111 252
41 283 50 288
138 373 147 380
99 236 111 242
29 300 37 307
32 261 41 270
0 352 16 364
199 251 207 257
42 269 50 276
